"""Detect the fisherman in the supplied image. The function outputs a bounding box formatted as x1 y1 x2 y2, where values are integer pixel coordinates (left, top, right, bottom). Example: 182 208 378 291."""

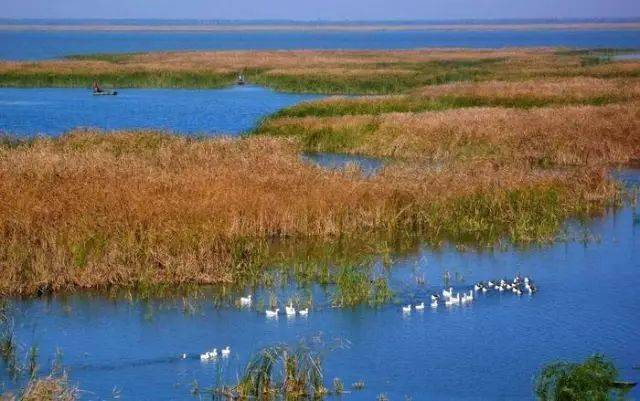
92 80 103 93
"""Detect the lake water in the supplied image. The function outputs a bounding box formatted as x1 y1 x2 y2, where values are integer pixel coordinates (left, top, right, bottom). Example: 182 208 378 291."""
0 86 320 136
301 152 385 175
1 29 640 60
3 171 639 401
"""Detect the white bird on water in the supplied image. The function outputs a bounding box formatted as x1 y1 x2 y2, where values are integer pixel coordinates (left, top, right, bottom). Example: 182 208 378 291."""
265 308 279 318
200 349 217 361
402 305 412 314
415 302 425 310
240 295 252 306
221 346 231 358
285 304 296 316
298 308 309 316
430 299 438 308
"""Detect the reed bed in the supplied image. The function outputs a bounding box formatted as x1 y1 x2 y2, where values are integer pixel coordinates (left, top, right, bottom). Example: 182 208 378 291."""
272 77 640 118
0 130 618 296
257 102 640 165
2 48 637 93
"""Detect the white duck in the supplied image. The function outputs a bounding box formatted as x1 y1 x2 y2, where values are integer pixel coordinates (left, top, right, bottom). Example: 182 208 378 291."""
402 305 412 313
446 293 461 305
285 304 296 316
415 302 425 310
221 346 231 358
298 308 309 316
200 349 217 361
430 299 438 308
265 308 279 318
240 295 252 306
442 287 454 298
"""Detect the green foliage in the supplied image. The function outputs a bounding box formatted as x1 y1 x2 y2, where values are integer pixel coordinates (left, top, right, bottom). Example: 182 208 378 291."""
65 52 142 63
535 354 628 401
235 343 327 400
0 71 237 89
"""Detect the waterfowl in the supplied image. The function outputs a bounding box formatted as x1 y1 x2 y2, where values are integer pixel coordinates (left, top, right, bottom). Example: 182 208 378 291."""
430 299 438 308
431 294 440 302
200 349 217 361
265 308 279 318
446 293 460 305
298 308 309 316
402 305 412 313
240 295 252 306
481 286 489 293
442 288 453 298
182 353 187 359
285 304 296 316
221 346 231 358
487 281 495 288
415 302 425 310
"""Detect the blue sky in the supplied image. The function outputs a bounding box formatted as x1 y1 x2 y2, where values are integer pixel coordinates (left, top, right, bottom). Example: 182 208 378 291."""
3 0 639 20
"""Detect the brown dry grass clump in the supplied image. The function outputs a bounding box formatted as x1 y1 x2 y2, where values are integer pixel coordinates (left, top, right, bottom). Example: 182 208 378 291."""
0 131 618 296
260 102 640 164
2 48 637 93
414 77 640 102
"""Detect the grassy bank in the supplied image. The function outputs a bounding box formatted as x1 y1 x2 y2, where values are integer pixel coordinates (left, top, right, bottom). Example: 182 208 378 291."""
1 48 638 93
270 77 640 118
0 131 619 296
255 102 640 162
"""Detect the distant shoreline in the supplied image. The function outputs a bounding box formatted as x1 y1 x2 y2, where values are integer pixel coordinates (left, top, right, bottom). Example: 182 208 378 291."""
1 22 640 32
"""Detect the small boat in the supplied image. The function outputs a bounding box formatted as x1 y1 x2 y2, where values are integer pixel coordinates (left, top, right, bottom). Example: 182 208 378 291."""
611 381 637 389
93 90 118 96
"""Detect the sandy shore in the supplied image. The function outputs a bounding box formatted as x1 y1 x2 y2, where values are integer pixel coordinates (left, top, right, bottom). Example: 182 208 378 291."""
1 22 639 32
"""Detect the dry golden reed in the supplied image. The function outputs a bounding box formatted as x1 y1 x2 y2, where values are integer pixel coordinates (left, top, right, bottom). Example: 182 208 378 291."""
0 130 618 296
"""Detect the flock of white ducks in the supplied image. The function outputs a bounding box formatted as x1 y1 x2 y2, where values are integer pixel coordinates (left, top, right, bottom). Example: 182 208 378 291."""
199 346 231 361
239 295 309 318
402 275 537 314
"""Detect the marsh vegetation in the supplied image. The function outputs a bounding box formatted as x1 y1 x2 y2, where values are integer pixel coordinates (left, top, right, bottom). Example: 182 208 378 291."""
0 48 639 297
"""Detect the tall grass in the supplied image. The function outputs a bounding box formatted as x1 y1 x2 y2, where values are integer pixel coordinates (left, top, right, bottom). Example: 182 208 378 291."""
234 342 330 400
271 78 640 118
1 49 637 93
256 102 640 165
0 130 622 296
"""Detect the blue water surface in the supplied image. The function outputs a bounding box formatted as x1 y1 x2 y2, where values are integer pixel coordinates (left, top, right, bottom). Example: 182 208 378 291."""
0 86 320 136
3 171 639 401
1 29 639 60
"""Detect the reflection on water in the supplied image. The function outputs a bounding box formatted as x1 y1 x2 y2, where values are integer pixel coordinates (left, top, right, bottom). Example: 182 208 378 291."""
301 152 385 176
0 86 321 136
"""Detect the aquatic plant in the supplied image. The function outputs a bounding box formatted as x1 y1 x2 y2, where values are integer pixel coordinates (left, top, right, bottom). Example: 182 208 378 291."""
234 343 327 400
535 354 629 401
1 48 637 94
0 127 629 296
332 378 344 395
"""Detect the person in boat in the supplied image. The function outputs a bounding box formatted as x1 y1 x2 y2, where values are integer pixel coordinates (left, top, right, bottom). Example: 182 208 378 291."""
92 80 103 93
